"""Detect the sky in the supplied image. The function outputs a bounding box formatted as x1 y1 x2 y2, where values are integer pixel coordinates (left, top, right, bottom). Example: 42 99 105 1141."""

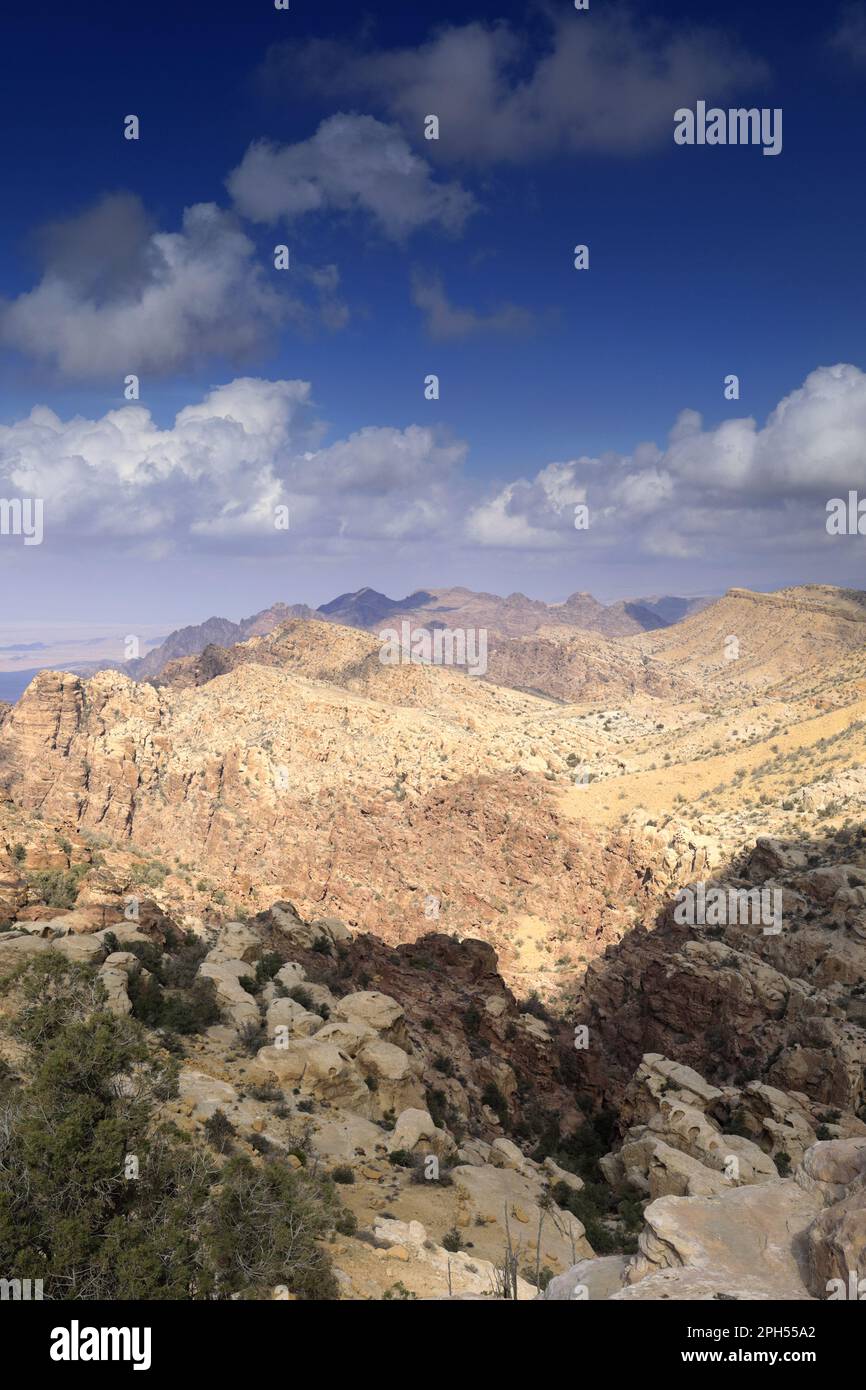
1 0 865 647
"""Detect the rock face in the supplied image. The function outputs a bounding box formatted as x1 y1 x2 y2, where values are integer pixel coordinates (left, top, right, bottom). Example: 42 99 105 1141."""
627 1183 822 1297
0 661 670 1001
576 827 866 1117
4 584 866 1300
542 1054 866 1303
637 585 866 690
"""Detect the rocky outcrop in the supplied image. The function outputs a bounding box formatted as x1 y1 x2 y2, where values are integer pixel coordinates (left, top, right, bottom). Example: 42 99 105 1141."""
544 1055 866 1303
576 832 866 1116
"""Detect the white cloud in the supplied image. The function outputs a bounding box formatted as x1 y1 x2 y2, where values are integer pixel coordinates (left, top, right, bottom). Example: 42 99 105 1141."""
227 114 475 240
265 14 766 165
5 363 865 571
0 377 465 553
0 200 295 380
465 364 866 556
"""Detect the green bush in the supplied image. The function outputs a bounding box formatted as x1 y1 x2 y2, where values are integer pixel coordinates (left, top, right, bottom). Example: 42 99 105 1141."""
480 1082 509 1126
25 865 88 909
203 1109 236 1154
0 955 341 1300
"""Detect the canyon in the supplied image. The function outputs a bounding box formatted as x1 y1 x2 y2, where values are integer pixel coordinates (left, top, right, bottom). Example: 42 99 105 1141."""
1 581 865 1300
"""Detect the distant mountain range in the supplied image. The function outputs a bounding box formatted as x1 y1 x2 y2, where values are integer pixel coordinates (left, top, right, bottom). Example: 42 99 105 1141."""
0 587 716 697
125 603 315 680
123 587 716 681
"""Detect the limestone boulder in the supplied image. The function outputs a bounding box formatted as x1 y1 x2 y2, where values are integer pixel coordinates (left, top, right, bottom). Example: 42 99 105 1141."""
265 996 321 1040
198 958 259 1031
250 1038 369 1110
795 1138 866 1205
805 1187 866 1297
389 1108 456 1159
335 991 407 1046
626 1182 822 1298
356 1038 424 1116
207 921 262 965
539 1256 627 1301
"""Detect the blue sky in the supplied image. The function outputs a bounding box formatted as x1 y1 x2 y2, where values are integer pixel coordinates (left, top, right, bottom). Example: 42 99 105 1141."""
1 0 865 638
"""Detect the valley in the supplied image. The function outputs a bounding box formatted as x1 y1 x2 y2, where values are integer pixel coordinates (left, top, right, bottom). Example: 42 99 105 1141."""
2 581 865 1301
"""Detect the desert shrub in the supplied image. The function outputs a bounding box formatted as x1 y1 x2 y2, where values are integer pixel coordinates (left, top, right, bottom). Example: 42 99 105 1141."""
237 1019 264 1054
409 1156 453 1187
0 955 210 1299
124 940 165 975
254 952 283 987
161 932 209 989
127 969 221 1036
335 1210 358 1237
129 861 169 889
550 1178 638 1256
203 1155 339 1299
387 1149 416 1169
26 865 88 909
0 956 342 1301
425 1087 447 1128
519 990 553 1023
331 1165 355 1185
463 1004 482 1036
480 1081 509 1126
246 1082 282 1103
203 1109 236 1155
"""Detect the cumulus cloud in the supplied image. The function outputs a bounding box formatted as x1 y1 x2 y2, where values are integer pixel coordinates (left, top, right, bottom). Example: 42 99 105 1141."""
6 364 864 571
227 114 475 240
465 364 866 555
0 197 296 380
0 377 465 554
411 272 536 339
262 13 766 165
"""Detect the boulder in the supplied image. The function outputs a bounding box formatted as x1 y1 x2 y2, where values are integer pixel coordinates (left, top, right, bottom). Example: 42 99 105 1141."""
539 1256 627 1301
389 1108 456 1159
335 991 407 1046
356 1038 424 1116
265 996 321 1040
250 1038 369 1109
207 921 262 964
198 959 260 1031
795 1139 866 1205
626 1182 822 1298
